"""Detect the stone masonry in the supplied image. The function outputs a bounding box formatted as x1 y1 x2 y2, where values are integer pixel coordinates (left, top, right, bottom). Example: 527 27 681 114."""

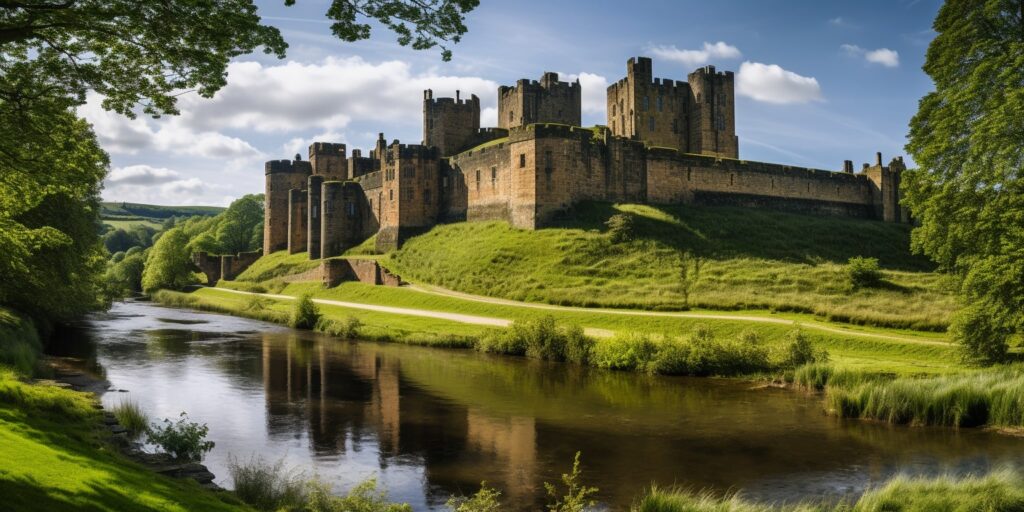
263 56 909 260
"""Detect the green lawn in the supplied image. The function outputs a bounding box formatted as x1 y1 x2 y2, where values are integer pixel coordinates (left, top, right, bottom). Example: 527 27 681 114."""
102 219 165 231
0 368 248 512
379 202 954 331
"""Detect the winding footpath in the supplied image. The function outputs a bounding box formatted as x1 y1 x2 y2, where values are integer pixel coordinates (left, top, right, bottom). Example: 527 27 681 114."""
211 284 948 345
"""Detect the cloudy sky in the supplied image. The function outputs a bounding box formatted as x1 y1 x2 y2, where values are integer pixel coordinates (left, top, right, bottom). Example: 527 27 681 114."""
88 0 941 206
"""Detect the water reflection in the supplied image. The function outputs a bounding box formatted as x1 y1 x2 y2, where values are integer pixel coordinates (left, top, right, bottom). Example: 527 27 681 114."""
75 301 1024 511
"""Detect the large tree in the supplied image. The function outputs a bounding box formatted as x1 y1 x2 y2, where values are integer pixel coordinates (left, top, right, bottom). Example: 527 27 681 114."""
903 0 1024 363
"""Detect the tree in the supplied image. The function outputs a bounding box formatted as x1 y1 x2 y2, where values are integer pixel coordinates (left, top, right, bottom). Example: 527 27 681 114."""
141 228 197 293
678 251 702 310
216 194 264 254
903 0 1024 363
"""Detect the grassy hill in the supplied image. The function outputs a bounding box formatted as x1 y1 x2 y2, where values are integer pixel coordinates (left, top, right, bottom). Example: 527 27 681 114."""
381 202 954 331
100 202 224 230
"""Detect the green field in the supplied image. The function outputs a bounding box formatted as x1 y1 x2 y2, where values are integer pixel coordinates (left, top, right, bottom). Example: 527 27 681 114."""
382 202 954 331
100 202 225 231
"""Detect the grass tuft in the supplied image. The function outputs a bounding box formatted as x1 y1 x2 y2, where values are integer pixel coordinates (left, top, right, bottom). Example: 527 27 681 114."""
110 399 149 438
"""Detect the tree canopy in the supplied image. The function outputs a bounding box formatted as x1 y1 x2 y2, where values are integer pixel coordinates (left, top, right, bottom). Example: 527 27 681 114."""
903 0 1024 362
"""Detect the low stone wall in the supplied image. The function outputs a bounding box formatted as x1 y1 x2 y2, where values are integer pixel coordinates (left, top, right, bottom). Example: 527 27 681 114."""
192 251 261 284
282 258 403 288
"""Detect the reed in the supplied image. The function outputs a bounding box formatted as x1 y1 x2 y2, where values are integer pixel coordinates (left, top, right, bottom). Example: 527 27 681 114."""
110 399 149 438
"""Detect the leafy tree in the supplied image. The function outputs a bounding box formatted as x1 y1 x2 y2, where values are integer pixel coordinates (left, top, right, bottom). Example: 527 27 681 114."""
903 0 1024 363
678 251 702 309
141 228 197 293
846 256 882 289
103 229 136 254
216 194 264 254
105 250 146 298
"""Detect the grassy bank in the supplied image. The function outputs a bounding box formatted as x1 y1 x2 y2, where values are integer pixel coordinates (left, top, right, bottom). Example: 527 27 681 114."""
0 307 42 375
634 470 1024 511
379 203 954 330
809 364 1024 429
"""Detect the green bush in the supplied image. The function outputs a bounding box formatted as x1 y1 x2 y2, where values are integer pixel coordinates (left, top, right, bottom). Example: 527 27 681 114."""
544 452 598 512
847 256 882 289
591 332 658 371
146 412 215 462
782 329 828 368
476 317 590 362
563 326 594 365
0 309 42 376
605 213 635 243
446 482 502 512
340 316 362 339
306 478 411 512
290 294 321 330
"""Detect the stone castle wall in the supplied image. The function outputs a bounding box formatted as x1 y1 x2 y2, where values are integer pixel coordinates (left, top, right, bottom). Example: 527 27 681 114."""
499 72 581 129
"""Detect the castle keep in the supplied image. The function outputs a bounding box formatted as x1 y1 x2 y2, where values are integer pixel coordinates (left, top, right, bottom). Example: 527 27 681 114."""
264 57 909 258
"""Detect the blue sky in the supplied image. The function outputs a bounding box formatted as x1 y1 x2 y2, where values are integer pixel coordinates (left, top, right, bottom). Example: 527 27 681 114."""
88 0 941 206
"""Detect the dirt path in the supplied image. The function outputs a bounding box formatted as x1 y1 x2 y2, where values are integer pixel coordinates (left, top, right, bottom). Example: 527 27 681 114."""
211 286 944 346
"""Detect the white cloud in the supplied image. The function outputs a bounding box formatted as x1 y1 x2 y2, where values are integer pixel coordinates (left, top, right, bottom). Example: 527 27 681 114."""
841 44 900 67
103 166 224 205
106 165 182 186
736 62 823 104
647 42 742 67
560 72 609 116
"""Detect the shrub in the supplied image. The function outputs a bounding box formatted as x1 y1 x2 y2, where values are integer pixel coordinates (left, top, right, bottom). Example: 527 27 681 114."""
476 317 592 362
307 478 412 512
290 294 321 330
146 412 215 462
847 256 882 289
782 330 829 368
522 316 567 360
229 456 307 511
340 315 362 339
476 329 527 356
563 325 594 365
950 303 1010 364
111 399 149 438
591 332 658 371
605 213 635 243
544 452 598 512
445 482 502 512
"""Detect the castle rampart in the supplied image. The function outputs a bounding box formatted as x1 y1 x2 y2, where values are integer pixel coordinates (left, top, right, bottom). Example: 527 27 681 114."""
262 56 909 264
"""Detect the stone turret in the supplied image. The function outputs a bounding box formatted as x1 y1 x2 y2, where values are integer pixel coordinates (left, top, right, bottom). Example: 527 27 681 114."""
264 158 311 254
498 72 581 129
423 89 481 157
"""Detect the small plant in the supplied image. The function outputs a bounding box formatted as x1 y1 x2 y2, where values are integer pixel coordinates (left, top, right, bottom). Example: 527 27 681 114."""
544 451 598 512
315 478 412 512
111 399 149 438
847 256 882 289
341 315 363 339
677 251 702 309
244 295 270 312
229 456 307 511
784 329 829 367
446 481 503 512
605 213 635 244
147 412 215 462
290 293 321 329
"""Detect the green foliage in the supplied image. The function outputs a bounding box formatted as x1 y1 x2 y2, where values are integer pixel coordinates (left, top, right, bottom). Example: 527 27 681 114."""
677 251 702 309
0 308 41 376
784 329 829 367
903 0 1024 364
846 256 882 289
104 251 147 298
476 316 590 362
591 332 659 372
605 213 636 243
141 228 198 293
0 367 98 422
110 399 149 439
825 364 1024 428
544 451 598 512
307 478 412 512
290 294 322 330
340 315 363 339
229 456 307 512
446 482 502 512
216 194 265 254
146 412 215 462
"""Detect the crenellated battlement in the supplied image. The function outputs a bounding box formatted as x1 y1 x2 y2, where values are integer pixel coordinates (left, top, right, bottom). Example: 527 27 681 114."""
309 142 347 158
499 72 582 129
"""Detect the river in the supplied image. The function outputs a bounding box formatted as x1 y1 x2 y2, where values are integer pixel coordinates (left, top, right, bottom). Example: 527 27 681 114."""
55 300 1024 510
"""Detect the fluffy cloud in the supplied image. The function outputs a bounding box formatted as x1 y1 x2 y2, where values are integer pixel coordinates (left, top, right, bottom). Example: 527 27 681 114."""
648 42 742 67
736 62 823 104
103 166 219 205
560 72 609 117
106 165 182 186
841 44 900 67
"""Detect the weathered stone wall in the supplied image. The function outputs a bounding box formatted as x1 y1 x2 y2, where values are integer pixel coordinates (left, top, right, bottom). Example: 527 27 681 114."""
423 90 480 157
221 251 261 281
687 66 738 158
287 188 308 254
447 139 513 223
192 252 222 284
498 72 581 129
264 159 311 254
309 142 348 180
307 175 324 259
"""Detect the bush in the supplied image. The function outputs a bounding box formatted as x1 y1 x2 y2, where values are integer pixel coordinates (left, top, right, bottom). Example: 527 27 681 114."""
563 325 594 365
476 317 591 362
544 452 598 512
782 330 828 368
591 332 658 371
605 213 635 244
340 316 362 339
111 399 149 438
229 456 307 512
847 256 882 289
950 303 1010 364
290 294 321 330
146 412 215 462
446 482 502 512
307 478 412 512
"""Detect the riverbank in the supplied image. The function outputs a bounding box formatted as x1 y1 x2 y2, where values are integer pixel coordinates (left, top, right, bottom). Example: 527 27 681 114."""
0 307 249 512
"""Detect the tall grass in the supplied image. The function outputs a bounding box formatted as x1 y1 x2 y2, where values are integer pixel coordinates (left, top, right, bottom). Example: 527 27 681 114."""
0 367 98 422
476 316 593 363
0 307 42 376
633 470 1024 511
110 399 149 438
824 365 1024 428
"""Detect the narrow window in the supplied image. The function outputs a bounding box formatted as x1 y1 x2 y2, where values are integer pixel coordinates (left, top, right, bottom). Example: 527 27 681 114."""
612 103 616 116
443 176 449 189
642 96 649 111
770 178 774 190
648 117 655 131
312 205 318 218
389 189 394 201
657 95 663 112
491 166 497 187
807 183 811 192
730 174 735 186
509 110 514 123
544 150 553 172
519 153 526 168
545 169 553 191
475 170 481 190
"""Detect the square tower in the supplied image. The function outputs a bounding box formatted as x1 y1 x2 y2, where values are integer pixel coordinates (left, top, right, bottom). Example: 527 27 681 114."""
687 65 738 158
423 90 480 157
498 72 581 129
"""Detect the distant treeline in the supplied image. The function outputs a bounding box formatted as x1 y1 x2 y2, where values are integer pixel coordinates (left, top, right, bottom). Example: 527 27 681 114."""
100 202 224 220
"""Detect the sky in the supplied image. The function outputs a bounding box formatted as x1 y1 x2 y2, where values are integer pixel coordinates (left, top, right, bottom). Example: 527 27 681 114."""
87 0 942 206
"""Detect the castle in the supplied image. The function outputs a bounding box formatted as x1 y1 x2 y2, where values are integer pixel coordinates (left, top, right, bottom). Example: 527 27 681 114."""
263 56 908 259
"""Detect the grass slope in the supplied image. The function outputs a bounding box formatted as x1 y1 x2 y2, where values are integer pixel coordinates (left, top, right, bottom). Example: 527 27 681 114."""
384 202 954 330
100 202 225 230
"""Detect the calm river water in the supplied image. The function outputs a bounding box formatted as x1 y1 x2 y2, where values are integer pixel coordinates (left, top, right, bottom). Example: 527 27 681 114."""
57 300 1024 510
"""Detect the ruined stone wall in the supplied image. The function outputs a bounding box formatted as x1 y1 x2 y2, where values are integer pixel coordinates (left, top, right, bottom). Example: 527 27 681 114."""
264 159 311 254
687 66 738 158
423 90 480 157
498 72 581 129
287 188 308 254
192 252 222 284
221 251 261 281
447 139 513 223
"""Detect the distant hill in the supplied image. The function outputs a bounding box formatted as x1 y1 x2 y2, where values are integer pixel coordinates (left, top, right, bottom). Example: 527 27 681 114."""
100 202 225 230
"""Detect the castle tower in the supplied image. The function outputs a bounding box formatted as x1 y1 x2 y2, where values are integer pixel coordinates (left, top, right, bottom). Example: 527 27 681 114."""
423 90 481 157
287 188 308 254
607 57 693 153
687 65 738 158
309 142 347 180
264 157 312 254
863 152 905 223
321 181 364 258
498 72 581 129
375 141 441 252
307 175 324 259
